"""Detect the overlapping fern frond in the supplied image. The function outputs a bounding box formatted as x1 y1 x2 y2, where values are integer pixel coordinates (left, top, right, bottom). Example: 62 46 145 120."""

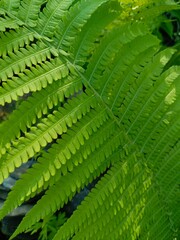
0 0 179 239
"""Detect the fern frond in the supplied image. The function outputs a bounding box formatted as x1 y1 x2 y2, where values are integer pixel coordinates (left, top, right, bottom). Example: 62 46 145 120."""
0 41 57 82
156 146 179 227
35 0 74 38
72 1 121 64
110 48 176 122
0 91 96 183
146 108 180 162
156 141 180 186
9 141 122 239
136 187 175 240
158 144 180 232
54 0 109 51
96 36 160 101
135 70 180 156
27 114 119 199
0 13 23 31
0 58 69 105
127 66 180 138
0 0 20 15
85 22 151 85
52 154 151 240
0 76 82 152
0 1 179 239
0 110 118 220
17 0 44 27
0 28 38 57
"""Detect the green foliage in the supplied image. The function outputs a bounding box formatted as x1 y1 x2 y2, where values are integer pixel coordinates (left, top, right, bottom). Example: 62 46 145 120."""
0 0 179 239
28 212 67 240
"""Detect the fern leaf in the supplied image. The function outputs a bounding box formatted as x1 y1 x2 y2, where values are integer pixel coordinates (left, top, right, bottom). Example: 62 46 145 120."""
0 41 57 82
146 108 180 162
72 1 121 64
156 142 180 198
0 14 23 31
54 0 109 50
0 76 82 152
97 36 160 100
0 0 20 15
135 4 180 22
136 77 180 156
117 48 176 125
17 0 44 27
127 66 180 138
85 22 151 85
26 114 119 199
0 110 117 220
0 28 38 57
35 0 74 38
9 141 122 239
0 1 179 239
0 91 96 183
0 58 69 105
157 143 180 231
52 154 151 240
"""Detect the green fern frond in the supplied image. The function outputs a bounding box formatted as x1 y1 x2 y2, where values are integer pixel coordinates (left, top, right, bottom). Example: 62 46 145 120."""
17 0 44 27
85 22 151 84
0 90 97 183
0 58 69 105
0 0 20 15
115 48 176 123
0 76 82 152
52 154 151 240
0 41 57 82
94 37 160 101
9 142 122 239
0 110 117 220
127 66 180 138
0 28 38 57
35 0 74 38
147 109 180 162
72 1 121 64
0 0 179 239
54 0 109 50
0 13 23 31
